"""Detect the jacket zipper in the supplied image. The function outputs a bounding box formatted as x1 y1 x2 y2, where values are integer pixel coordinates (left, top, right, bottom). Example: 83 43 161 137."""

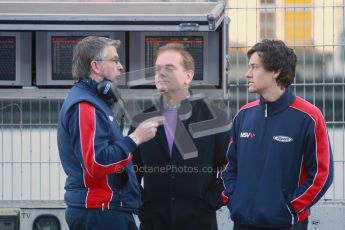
265 103 268 118
248 103 269 216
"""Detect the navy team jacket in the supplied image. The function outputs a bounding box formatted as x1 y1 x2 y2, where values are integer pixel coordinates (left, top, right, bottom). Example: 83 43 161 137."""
57 80 140 212
221 89 333 228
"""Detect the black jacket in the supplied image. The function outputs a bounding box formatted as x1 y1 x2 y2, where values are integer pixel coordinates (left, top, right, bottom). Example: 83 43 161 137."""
129 95 231 230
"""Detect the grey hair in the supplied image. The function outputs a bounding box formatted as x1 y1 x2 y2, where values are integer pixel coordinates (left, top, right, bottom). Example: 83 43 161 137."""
72 36 120 80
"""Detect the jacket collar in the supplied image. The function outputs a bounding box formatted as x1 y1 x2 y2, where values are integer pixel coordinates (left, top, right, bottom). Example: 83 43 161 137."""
76 78 114 106
259 88 296 117
76 77 98 94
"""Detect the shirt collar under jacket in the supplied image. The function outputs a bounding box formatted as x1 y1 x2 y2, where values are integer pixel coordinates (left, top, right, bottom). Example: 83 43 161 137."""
162 94 190 111
259 88 296 117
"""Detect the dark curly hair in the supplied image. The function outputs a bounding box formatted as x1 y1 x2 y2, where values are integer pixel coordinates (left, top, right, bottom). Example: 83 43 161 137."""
247 39 297 89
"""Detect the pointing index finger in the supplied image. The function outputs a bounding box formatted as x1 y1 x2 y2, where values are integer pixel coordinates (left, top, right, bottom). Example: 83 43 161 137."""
146 116 164 125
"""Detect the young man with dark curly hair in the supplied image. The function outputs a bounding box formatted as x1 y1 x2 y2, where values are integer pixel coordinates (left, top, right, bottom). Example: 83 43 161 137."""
221 39 333 230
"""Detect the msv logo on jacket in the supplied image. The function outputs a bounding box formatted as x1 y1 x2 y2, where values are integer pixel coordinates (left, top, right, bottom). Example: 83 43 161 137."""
273 135 293 143
240 132 256 138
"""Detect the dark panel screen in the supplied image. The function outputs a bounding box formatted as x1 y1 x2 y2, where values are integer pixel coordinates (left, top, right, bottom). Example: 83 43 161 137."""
51 36 84 80
144 36 203 80
0 36 16 81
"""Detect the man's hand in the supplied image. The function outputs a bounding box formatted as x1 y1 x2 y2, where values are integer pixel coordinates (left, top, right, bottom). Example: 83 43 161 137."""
129 116 164 145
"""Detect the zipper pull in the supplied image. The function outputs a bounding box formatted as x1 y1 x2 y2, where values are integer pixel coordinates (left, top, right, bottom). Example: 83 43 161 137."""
120 201 123 207
265 103 268 118
102 203 105 211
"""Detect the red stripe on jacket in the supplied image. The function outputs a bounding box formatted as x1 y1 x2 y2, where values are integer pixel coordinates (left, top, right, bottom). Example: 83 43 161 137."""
289 97 330 213
84 168 112 209
79 102 132 208
239 99 260 111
